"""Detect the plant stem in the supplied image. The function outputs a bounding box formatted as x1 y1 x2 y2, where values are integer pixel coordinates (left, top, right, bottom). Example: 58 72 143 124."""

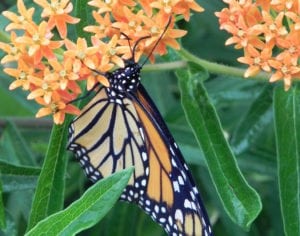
0 31 10 43
143 60 187 72
179 48 270 81
143 48 270 82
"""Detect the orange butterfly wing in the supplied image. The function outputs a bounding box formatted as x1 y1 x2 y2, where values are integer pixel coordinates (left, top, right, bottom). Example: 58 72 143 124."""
68 61 213 235
132 85 212 236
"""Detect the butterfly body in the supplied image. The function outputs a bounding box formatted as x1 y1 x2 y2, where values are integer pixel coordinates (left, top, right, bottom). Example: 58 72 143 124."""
68 60 213 236
108 60 142 94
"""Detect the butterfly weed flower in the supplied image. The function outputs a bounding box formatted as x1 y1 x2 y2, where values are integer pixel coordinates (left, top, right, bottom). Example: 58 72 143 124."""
2 0 35 31
216 0 300 90
0 0 204 124
15 21 63 63
150 0 204 21
34 0 80 38
1 0 81 124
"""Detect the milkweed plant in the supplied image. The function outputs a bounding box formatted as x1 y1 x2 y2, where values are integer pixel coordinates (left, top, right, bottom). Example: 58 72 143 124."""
0 0 299 235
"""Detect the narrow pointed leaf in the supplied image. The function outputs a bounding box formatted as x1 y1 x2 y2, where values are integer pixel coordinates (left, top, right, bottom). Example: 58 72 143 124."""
0 161 40 176
177 63 262 230
74 0 89 38
27 123 69 231
0 121 36 165
0 180 5 229
25 168 133 236
274 85 300 236
231 85 273 154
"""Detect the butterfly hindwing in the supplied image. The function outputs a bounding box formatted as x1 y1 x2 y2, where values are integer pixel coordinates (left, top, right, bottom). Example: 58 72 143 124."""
133 85 212 235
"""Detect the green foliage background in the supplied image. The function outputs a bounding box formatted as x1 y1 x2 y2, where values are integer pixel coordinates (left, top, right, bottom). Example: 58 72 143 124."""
0 0 299 236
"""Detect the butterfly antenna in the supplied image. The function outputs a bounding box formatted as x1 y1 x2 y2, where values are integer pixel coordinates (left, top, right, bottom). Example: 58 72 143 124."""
132 35 151 61
121 33 150 62
121 32 133 56
141 15 172 67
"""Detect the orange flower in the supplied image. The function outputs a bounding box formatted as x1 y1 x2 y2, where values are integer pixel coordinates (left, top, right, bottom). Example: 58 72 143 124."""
1 0 204 124
85 69 110 91
217 0 300 90
4 59 35 91
223 15 262 49
27 66 61 104
150 0 180 15
64 38 99 72
2 0 35 31
270 0 296 11
276 28 300 65
88 0 136 14
238 44 272 77
34 0 80 38
285 10 300 30
112 7 147 39
36 93 80 124
140 0 155 16
142 14 187 56
269 52 300 90
47 58 80 90
64 37 112 90
84 12 115 39
15 21 63 64
150 0 203 20
92 35 128 68
0 32 26 64
256 11 287 43
173 0 204 21
88 0 121 14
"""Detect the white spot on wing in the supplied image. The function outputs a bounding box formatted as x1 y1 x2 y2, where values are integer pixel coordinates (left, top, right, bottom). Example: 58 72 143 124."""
175 209 183 224
170 147 175 155
139 127 145 141
178 176 184 185
168 216 173 225
142 152 147 161
116 99 122 104
171 158 177 167
184 199 192 209
154 205 159 213
173 181 180 192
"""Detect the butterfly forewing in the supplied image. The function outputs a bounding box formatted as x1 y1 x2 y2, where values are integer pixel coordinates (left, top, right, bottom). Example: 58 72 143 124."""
68 87 148 186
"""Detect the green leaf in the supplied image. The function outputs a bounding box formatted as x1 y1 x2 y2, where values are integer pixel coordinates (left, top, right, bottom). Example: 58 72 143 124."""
0 121 36 165
27 122 70 231
274 85 300 236
25 168 133 236
177 62 262 230
231 85 273 154
0 161 40 176
0 151 40 195
0 180 5 229
1 175 37 192
74 0 89 38
0 86 34 116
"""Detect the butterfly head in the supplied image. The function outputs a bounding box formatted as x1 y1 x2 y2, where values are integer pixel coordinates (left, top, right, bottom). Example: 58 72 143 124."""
108 60 141 94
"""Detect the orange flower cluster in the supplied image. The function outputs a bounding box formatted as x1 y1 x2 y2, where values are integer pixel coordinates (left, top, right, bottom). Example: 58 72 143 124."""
216 0 300 90
0 0 204 124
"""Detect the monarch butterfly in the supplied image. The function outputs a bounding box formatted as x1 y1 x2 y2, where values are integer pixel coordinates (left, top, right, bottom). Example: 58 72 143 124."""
67 22 213 236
